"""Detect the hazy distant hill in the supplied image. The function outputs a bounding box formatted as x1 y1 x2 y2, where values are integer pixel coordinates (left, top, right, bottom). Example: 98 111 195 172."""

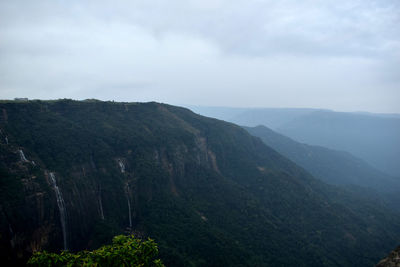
1 100 400 266
189 106 400 177
244 125 400 192
188 106 323 129
276 110 400 177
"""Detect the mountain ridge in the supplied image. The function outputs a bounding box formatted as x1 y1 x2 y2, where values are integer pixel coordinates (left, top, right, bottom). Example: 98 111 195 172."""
244 125 400 192
1 99 399 266
188 106 400 177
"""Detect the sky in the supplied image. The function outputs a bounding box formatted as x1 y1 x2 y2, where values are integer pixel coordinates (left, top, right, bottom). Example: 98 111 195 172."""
0 0 399 113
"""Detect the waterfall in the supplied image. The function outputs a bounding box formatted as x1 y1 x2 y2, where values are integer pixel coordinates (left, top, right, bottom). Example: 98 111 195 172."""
125 183 132 228
98 195 105 220
9 224 15 248
18 150 28 162
127 196 132 228
97 184 104 220
49 172 68 250
5 136 8 144
118 159 125 173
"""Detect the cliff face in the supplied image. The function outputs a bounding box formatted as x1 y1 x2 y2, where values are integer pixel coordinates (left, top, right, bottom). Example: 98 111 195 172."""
377 246 400 267
1 100 400 266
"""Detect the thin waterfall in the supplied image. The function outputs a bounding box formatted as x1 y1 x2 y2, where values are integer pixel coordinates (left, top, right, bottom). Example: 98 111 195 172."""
9 224 15 248
5 136 8 144
97 184 104 220
49 172 68 250
127 196 132 228
98 195 105 220
125 183 132 228
18 150 28 162
118 159 125 173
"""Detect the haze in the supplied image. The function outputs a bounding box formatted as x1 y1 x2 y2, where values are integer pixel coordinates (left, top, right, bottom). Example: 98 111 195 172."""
0 0 399 113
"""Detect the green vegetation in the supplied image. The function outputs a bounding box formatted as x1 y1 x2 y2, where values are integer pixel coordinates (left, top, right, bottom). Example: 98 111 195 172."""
28 235 164 267
1 99 400 266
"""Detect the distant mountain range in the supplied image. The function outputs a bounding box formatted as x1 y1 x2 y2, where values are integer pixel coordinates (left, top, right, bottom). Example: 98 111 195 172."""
244 125 400 192
189 106 400 177
187 106 325 129
244 125 400 212
1 100 399 266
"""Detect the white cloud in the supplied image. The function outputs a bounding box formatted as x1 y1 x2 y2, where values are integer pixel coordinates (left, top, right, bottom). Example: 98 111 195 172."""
0 0 399 112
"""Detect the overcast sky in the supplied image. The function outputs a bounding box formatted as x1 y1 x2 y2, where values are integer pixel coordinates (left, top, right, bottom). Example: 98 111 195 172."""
0 0 399 113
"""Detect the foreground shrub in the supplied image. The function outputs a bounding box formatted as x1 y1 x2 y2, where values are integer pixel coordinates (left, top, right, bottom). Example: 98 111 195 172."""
28 235 164 267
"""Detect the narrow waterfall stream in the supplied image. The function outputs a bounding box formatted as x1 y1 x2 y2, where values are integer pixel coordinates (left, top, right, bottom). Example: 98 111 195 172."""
18 150 28 162
49 172 68 250
98 195 105 220
125 183 132 228
118 159 125 173
97 184 105 220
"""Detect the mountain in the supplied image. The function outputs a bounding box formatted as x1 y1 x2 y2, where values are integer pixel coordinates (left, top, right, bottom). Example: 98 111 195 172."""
187 106 323 130
276 110 400 177
189 106 400 177
1 100 400 266
244 125 400 192
244 125 400 213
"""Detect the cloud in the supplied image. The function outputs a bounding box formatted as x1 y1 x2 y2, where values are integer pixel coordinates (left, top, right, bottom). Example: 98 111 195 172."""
86 0 399 58
0 0 399 112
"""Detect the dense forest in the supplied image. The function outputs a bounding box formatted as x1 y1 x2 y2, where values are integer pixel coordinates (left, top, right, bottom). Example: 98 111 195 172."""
0 100 399 266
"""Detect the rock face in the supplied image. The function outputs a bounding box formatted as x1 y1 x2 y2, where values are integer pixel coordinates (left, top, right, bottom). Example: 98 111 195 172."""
377 246 400 267
1 99 400 266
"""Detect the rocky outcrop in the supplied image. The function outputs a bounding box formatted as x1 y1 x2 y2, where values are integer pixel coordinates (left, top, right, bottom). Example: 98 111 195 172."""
377 246 400 267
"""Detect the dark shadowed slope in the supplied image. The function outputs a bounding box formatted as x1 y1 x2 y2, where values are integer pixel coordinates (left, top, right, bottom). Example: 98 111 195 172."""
1 100 400 267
